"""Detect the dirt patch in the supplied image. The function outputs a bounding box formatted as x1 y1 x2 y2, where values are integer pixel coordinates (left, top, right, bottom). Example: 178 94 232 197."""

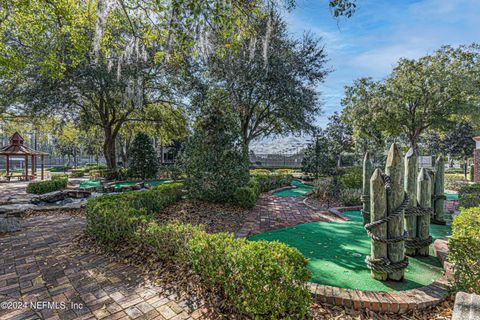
157 199 249 234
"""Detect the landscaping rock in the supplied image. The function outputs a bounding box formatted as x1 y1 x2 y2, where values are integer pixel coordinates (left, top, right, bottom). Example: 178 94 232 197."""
0 203 36 215
452 292 480 320
0 217 21 233
65 190 91 199
31 191 65 204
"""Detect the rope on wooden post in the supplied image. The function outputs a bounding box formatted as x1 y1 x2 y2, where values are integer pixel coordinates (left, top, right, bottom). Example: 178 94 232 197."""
365 174 409 273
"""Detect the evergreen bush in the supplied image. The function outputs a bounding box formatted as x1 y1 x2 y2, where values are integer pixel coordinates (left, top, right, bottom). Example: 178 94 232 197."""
26 178 68 194
449 206 480 294
178 90 249 203
128 133 159 180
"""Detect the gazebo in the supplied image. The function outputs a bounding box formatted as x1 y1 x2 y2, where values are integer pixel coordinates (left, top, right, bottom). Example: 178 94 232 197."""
0 132 48 180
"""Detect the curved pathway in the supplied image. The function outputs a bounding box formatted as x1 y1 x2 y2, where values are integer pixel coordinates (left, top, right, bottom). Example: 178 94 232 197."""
0 215 204 320
236 193 344 237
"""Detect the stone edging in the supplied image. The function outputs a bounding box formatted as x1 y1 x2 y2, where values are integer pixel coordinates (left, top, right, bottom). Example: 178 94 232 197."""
307 238 452 314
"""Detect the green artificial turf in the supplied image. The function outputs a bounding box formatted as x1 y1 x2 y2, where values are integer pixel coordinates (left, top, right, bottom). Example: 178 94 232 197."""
444 192 459 201
79 179 102 189
249 210 452 292
274 179 314 197
113 180 173 189
143 180 173 187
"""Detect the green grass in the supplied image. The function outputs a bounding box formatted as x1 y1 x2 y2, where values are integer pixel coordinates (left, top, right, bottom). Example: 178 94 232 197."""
250 210 451 292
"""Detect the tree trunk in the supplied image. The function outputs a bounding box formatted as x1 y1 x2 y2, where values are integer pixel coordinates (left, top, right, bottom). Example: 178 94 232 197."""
103 127 117 169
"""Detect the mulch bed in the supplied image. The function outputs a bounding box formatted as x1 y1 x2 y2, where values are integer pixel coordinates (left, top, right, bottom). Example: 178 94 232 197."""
157 199 249 234
307 195 344 209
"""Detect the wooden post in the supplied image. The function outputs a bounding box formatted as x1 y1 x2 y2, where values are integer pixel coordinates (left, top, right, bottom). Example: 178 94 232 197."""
24 155 28 180
417 168 432 256
433 156 445 223
362 152 374 225
370 168 388 280
385 143 405 281
404 148 418 255
41 155 44 180
6 155 9 177
31 155 35 178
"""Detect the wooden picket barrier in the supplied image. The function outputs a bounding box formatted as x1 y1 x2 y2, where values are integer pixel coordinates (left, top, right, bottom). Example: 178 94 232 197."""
363 144 442 281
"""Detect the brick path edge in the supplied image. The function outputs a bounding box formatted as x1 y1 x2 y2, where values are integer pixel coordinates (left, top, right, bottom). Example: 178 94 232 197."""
307 238 452 314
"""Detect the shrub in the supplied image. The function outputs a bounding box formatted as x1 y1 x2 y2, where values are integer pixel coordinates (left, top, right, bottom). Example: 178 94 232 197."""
186 234 311 318
128 133 159 180
312 178 334 198
89 168 128 180
253 174 293 193
70 171 84 178
250 168 271 175
246 178 261 196
444 174 469 191
339 188 362 206
86 183 184 241
449 206 480 294
470 165 475 181
26 178 68 194
233 187 257 209
178 90 249 203
274 168 296 174
459 183 480 208
52 174 69 181
339 166 362 189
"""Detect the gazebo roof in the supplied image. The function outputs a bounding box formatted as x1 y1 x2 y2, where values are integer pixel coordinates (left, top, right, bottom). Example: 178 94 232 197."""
0 132 48 156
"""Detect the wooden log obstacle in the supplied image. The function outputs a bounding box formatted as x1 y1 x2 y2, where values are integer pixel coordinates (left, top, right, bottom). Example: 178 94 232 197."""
363 144 445 281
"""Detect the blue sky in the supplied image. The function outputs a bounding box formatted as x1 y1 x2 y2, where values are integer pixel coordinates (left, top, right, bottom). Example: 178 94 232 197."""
251 0 480 153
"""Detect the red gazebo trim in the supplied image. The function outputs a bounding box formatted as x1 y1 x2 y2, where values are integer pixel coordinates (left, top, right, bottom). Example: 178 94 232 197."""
0 132 49 180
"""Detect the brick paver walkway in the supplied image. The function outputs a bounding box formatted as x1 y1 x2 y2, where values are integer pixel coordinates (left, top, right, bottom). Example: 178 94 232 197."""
237 194 345 237
0 215 204 320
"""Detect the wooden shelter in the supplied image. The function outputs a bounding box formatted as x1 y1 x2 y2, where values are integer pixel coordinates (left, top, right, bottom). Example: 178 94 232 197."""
0 132 48 180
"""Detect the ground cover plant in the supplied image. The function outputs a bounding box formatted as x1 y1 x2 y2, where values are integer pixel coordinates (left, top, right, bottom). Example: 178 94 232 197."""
459 183 480 208
449 206 480 294
86 183 312 319
26 178 68 194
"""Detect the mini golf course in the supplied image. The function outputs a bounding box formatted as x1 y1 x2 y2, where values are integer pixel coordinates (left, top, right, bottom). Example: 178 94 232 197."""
250 210 451 292
274 179 314 196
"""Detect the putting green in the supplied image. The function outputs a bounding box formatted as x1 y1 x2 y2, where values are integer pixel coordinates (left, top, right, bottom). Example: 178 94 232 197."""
445 192 459 201
249 211 451 292
113 180 173 189
274 179 314 197
79 179 102 189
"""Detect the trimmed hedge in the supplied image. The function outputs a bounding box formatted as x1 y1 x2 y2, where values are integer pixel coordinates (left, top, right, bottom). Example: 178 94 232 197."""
449 206 480 294
233 186 257 209
254 174 293 193
233 174 292 208
339 166 362 189
86 183 184 241
86 183 311 318
459 183 480 209
26 178 68 194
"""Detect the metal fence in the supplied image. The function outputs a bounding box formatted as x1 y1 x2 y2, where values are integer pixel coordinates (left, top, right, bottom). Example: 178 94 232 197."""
249 153 304 168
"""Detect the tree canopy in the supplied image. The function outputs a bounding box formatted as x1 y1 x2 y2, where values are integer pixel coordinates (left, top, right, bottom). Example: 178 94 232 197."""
191 11 329 149
342 45 480 151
